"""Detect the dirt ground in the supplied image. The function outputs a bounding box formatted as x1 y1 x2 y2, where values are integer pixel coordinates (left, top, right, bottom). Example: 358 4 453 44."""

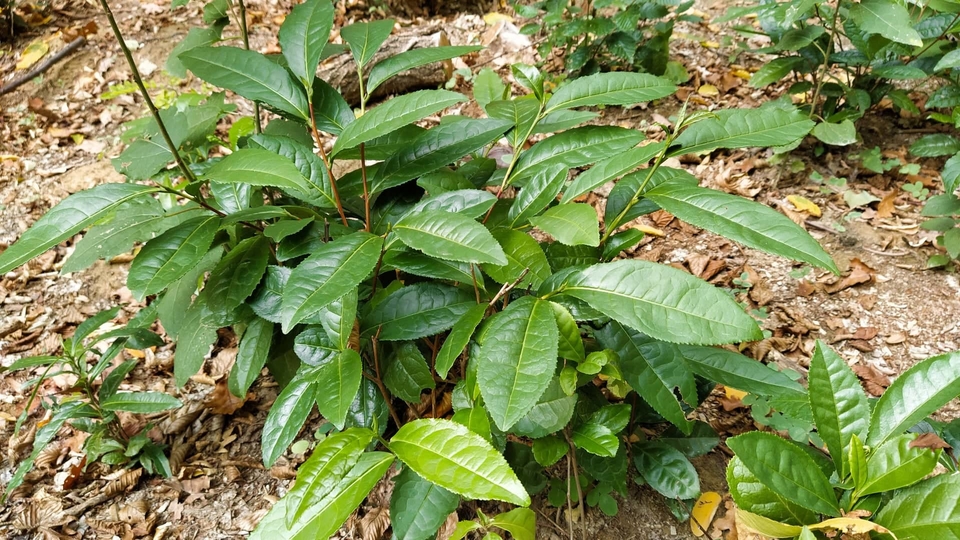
1 0 959 538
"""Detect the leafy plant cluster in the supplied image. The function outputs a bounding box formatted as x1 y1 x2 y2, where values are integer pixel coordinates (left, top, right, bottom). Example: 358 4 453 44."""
514 0 696 80
0 0 859 536
723 0 960 148
728 340 960 539
1 306 177 502
907 114 960 268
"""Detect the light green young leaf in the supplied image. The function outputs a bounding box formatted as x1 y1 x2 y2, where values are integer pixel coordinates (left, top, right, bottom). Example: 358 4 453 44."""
100 392 182 413
332 90 466 155
529 203 599 247
545 72 676 113
868 350 960 449
849 0 923 47
127 215 221 300
477 297 559 431
549 302 584 362
180 46 310 119
250 452 394 540
510 126 643 183
727 432 841 517
749 57 804 88
278 0 334 84
473 68 507 110
0 183 158 275
807 341 869 480
812 120 858 146
726 456 818 525
874 474 960 538
394 210 507 265
857 434 939 497
490 508 536 540
340 19 395 69
561 260 762 345
281 232 383 332
390 418 530 506
645 183 838 273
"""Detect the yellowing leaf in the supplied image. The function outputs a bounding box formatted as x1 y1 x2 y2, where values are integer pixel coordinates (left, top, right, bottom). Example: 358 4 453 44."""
124 348 146 359
690 491 722 536
633 224 665 237
700 40 721 48
697 84 719 97
725 387 748 400
17 40 49 70
732 69 752 80
483 12 513 24
787 195 821 216
810 517 892 535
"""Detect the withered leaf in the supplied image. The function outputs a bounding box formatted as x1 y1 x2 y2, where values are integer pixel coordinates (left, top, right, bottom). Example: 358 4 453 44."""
827 258 875 294
852 363 891 397
876 190 898 219
910 432 951 450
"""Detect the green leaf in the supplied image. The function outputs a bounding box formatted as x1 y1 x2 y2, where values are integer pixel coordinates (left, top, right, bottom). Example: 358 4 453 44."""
858 434 939 497
180 46 310 119
645 183 838 273
385 342 435 403
602 228 646 260
229 317 273 398
633 441 699 499
173 295 220 386
167 24 226 78
482 230 552 290
487 97 540 150
391 467 460 540
561 260 762 345
406 190 498 220
368 45 483 94
910 134 960 157
672 107 815 156
372 117 512 193
778 25 826 50
807 341 869 480
490 508 536 540
560 142 665 204
659 423 719 458
2 355 60 373
332 90 466 155
532 436 568 467
262 371 316 467
62 197 169 274
478 296 559 431
474 68 507 110
529 203 599 247
100 391 181 413
363 283 476 341
284 428 373 527
294 328 361 429
749 57 804 88
550 302 584 362
311 77 354 135
247 134 338 209
203 236 270 319
868 350 960 448
545 72 676 113
279 0 334 84
435 303 487 379
0 183 158 275
812 120 858 146
127 215 221 300
383 250 479 285
727 456 817 525
850 0 923 47
281 232 383 332
394 210 507 265
596 322 694 433
508 164 568 227
605 166 698 228
452 407 492 442
512 64 544 100
390 418 531 506
319 289 358 351
533 109 598 134
341 19 394 69
727 432 841 517
935 49 960 72
571 422 618 457
510 378 577 438
250 452 394 540
677 345 806 396
205 148 332 208
511 126 643 183
942 153 960 194
875 474 960 539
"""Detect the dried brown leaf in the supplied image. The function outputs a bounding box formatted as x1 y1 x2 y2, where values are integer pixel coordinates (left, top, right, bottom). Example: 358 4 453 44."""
359 507 390 540
826 258 875 294
852 363 891 397
205 378 247 415
853 327 878 340
748 279 774 306
910 432 951 450
876 191 897 219
104 468 142 498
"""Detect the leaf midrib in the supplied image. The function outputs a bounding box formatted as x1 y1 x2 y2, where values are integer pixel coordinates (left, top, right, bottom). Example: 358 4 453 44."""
187 53 307 119
287 236 379 327
140 216 217 296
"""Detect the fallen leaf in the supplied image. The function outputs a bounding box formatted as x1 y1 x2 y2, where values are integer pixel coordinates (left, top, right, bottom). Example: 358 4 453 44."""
205 378 247 415
826 258 875 294
748 279 774 306
886 332 906 344
876 190 898 218
697 84 719 97
786 194 821 216
852 363 891 396
910 432 951 450
690 491 722 537
796 280 817 297
483 12 513 24
853 327 878 340
634 223 665 237
17 40 49 70
725 387 748 401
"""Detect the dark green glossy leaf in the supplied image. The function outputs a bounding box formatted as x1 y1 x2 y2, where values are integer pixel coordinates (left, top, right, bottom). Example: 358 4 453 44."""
633 441 699 499
385 342 435 403
247 134 337 209
561 142 665 204
368 45 483 94
318 289 358 351
545 72 676 113
487 97 541 149
726 456 818 525
808 341 869 479
571 422 618 457
383 249 479 285
435 303 487 379
127 215 220 300
510 378 577 438
391 467 460 540
678 345 806 396
482 229 552 289
363 283 476 341
508 164 568 227
229 317 273 397
203 236 270 319
511 126 643 183
532 436 568 467
858 434 939 497
100 391 182 413
173 295 220 386
394 210 507 265
262 371 316 467
672 107 814 156
875 474 960 539
341 19 394 69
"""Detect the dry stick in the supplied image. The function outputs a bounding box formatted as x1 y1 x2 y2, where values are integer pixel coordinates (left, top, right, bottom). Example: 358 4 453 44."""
0 36 87 95
564 429 587 540
97 0 196 185
234 0 261 133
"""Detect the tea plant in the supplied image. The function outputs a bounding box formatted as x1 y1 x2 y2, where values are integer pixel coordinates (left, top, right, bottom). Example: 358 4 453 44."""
1 306 175 501
0 0 843 535
722 0 960 148
514 0 695 79
728 341 960 538
910 113 960 268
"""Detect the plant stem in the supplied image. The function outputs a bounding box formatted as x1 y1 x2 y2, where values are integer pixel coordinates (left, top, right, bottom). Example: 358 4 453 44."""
308 104 349 227
234 0 261 133
599 144 669 244
360 143 371 231
371 331 402 426
97 0 196 184
564 429 587 539
809 3 841 120
482 105 546 224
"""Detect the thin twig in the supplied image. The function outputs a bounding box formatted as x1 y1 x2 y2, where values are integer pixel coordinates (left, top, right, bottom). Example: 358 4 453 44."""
97 0 196 184
234 0 261 133
488 268 529 308
360 143 371 232
371 330 402 427
564 429 587 539
308 104 349 227
0 36 86 95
